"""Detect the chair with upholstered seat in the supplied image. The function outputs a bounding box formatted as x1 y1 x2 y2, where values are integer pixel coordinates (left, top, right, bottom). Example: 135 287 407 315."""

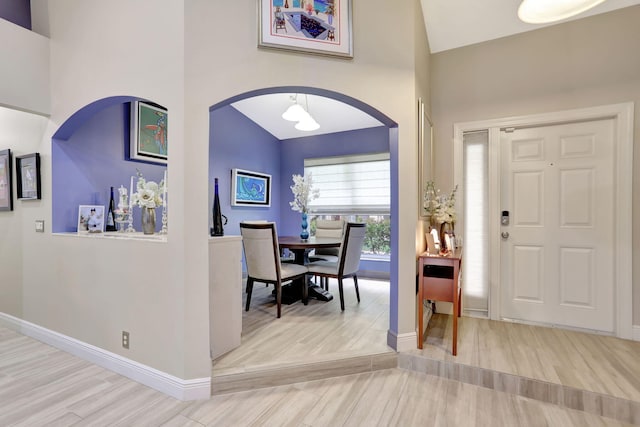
307 222 366 311
309 219 344 263
309 219 344 289
240 222 308 318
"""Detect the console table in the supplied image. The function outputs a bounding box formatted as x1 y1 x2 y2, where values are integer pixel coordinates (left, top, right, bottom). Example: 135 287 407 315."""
417 248 462 355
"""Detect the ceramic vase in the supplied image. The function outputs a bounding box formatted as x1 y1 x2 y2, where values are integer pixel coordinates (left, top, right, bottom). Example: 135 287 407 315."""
300 212 309 240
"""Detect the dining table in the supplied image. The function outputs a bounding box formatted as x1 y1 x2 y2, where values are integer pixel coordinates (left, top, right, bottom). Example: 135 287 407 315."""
278 236 342 303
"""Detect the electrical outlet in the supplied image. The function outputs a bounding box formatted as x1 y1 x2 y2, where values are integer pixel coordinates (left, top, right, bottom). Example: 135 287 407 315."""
122 331 130 349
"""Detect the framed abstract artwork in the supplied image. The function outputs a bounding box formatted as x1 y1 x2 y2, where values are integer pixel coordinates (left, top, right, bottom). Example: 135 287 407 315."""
0 149 12 211
130 101 168 165
258 0 353 58
16 152 41 200
231 168 272 207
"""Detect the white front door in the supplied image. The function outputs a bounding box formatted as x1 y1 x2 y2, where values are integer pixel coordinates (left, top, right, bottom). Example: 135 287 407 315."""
500 119 615 333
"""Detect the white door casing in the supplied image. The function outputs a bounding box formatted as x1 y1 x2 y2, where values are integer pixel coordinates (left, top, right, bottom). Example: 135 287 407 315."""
453 102 634 339
500 120 615 332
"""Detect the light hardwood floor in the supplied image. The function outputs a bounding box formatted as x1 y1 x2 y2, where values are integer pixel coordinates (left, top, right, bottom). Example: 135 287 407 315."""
0 326 630 426
212 276 639 424
3 277 639 425
416 313 640 403
213 278 393 376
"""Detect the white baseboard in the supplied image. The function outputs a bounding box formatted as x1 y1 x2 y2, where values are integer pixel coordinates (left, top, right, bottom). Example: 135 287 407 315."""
0 312 210 401
633 325 640 342
387 329 416 352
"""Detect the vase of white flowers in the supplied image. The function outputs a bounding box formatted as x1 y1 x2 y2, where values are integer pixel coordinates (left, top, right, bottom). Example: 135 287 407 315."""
289 173 319 241
130 171 165 235
424 181 458 250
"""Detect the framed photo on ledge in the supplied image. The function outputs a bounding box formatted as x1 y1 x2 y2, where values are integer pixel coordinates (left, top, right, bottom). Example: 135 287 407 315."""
231 168 272 207
258 0 353 58
78 205 105 233
16 153 41 200
130 101 168 165
0 149 13 211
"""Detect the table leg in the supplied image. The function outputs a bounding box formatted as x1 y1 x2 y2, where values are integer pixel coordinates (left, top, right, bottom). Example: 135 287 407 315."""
418 259 424 349
281 248 334 303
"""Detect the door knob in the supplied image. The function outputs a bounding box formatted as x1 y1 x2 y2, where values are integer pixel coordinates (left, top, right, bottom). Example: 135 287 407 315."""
501 231 510 239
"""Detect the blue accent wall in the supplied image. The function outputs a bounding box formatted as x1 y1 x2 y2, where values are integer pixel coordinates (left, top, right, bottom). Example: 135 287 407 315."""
52 103 166 232
279 126 389 236
280 126 390 275
209 106 281 236
0 0 31 30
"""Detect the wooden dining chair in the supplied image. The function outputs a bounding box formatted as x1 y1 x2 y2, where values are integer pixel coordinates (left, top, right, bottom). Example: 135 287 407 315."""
307 222 366 311
240 222 308 318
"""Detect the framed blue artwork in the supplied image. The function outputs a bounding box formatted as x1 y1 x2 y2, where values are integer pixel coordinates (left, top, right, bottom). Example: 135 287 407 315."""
231 168 271 207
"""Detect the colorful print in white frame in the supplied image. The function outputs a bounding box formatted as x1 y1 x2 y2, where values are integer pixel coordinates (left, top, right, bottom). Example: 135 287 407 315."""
258 0 353 58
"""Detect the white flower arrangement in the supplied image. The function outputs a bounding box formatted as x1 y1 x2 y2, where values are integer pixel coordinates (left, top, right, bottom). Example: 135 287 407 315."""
424 181 458 224
289 173 319 214
131 171 165 209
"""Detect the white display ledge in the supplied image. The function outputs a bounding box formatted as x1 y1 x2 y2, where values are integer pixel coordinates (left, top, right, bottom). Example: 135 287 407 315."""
53 232 168 242
208 235 242 244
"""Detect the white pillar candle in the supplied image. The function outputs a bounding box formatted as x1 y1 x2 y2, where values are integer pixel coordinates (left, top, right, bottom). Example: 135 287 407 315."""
129 175 134 210
163 170 167 208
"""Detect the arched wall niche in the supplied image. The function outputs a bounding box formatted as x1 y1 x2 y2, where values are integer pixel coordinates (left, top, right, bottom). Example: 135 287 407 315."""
208 85 399 326
51 96 167 233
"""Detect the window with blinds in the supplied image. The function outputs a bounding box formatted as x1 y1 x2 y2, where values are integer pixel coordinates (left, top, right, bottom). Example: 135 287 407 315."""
463 130 489 314
304 153 390 215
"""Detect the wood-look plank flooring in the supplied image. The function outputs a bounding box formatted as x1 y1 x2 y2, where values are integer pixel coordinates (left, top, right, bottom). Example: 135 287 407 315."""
212 278 393 376
1 326 630 426
417 313 640 403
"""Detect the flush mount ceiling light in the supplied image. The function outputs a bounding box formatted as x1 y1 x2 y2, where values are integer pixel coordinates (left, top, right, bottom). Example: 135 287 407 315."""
283 94 320 131
518 0 607 24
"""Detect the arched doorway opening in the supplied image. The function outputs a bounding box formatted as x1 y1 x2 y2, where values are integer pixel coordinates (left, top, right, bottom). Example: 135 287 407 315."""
208 86 400 380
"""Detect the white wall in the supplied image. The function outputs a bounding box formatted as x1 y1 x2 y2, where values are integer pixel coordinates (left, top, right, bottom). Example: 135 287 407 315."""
1 0 428 385
0 18 49 115
0 107 48 318
431 6 640 326
18 0 206 381
185 0 423 349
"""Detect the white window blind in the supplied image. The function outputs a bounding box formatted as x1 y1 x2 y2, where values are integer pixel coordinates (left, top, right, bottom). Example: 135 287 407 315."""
463 130 489 313
304 153 390 215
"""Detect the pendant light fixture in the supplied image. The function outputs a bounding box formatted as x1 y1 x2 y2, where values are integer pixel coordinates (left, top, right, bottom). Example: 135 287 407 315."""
518 0 607 24
282 95 306 122
282 94 320 131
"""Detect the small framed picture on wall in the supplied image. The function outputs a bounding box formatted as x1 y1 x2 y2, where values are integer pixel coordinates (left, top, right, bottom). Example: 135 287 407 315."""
16 153 41 200
0 149 13 211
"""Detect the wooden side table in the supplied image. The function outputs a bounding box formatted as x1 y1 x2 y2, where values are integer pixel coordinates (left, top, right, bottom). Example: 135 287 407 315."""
417 248 462 355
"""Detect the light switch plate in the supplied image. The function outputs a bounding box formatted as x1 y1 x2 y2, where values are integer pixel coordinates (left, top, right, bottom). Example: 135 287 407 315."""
35 220 45 233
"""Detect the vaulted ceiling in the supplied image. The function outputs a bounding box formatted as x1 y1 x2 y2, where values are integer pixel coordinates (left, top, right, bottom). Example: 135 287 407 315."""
233 1 640 139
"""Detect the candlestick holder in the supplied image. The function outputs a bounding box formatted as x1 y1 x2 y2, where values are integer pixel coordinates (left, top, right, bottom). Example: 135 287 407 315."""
159 205 168 235
114 209 130 233
126 207 135 233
